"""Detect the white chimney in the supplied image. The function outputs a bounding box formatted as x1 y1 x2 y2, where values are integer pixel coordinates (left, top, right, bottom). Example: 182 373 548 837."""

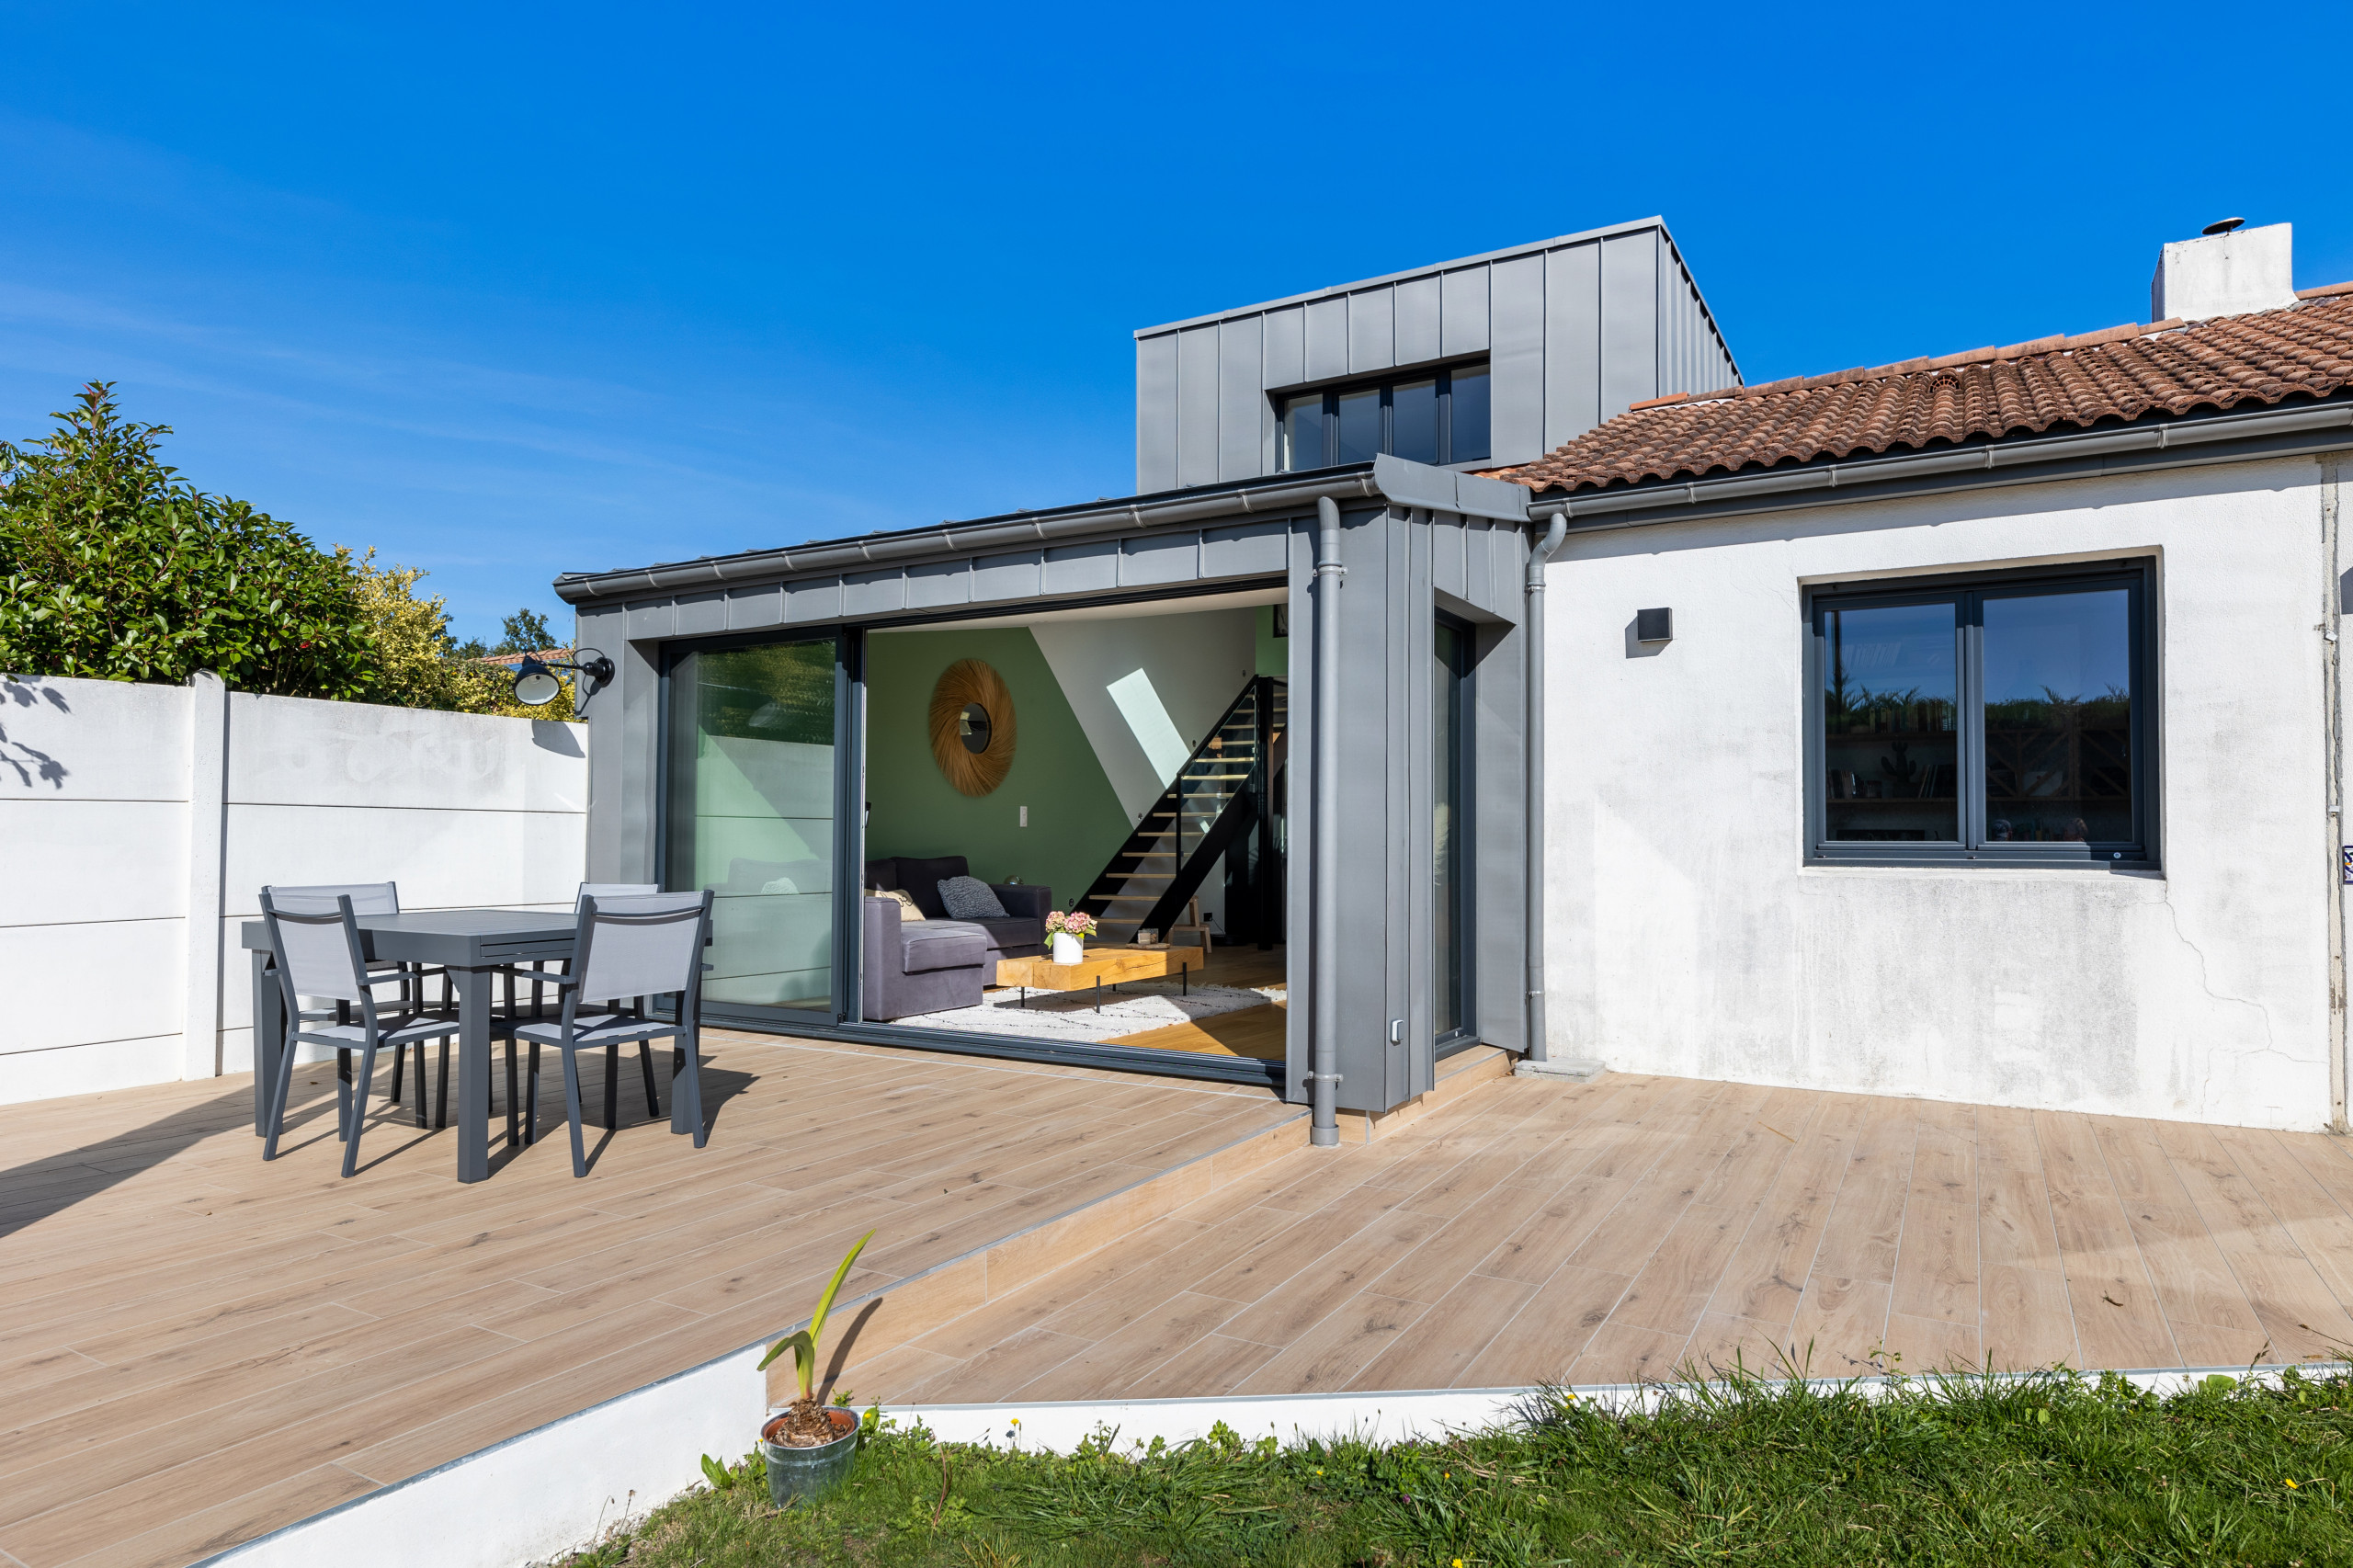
2151 222 2297 320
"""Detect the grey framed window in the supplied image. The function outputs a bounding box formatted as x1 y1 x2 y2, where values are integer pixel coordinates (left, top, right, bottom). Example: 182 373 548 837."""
1804 561 2156 867
1279 364 1490 472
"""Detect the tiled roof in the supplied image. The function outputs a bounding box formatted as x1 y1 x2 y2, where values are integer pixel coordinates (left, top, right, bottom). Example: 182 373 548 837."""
475 647 570 666
1492 282 2353 497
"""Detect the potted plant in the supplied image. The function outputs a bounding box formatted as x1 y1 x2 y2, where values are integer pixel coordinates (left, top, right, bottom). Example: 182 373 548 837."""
1045 909 1097 965
756 1230 873 1507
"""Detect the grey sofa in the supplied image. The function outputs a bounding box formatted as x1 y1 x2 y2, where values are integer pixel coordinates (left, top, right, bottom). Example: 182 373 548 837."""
861 856 1051 1022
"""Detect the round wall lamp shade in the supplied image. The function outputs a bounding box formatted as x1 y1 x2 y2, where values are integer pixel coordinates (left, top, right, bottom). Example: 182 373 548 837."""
929 659 1017 796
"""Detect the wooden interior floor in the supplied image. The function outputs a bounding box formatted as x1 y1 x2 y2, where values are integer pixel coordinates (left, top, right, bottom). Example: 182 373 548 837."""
977 944 1288 1062
838 1071 2353 1407
0 1032 1293 1568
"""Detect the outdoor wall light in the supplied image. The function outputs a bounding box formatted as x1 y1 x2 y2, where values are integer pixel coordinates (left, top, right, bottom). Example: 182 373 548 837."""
1635 608 1674 643
511 648 616 711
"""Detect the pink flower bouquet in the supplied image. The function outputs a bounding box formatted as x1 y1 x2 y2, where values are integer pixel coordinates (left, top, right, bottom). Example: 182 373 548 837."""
1044 910 1098 942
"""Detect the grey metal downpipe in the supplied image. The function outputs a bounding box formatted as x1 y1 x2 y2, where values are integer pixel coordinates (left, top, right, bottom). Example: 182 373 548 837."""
1308 495 1347 1145
1522 510 1568 1063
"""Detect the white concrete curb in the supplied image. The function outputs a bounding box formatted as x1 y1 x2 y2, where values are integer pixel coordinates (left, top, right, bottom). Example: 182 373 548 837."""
190 1354 2344 1568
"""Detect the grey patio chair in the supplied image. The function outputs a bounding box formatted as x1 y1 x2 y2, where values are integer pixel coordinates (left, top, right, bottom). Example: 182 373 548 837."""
496 882 665 1144
506 890 713 1177
257 891 462 1177
262 881 449 1135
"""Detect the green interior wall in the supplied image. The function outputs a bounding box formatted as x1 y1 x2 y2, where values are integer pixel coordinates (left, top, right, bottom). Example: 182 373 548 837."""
1256 603 1290 677
863 628 1131 913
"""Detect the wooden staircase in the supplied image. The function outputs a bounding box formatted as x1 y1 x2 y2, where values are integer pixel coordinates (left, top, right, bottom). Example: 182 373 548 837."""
1078 676 1286 949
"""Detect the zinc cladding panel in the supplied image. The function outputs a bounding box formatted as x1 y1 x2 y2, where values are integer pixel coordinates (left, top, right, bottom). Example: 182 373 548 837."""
623 599 676 641
1304 295 1349 381
1487 254 1546 467
1599 229 1660 420
970 550 1045 605
1470 612 1528 1054
1136 333 1180 493
725 584 783 631
1041 540 1120 597
1395 274 1442 366
1440 267 1490 357
1261 305 1306 388
841 570 907 619
1431 512 1469 602
1330 503 1406 1111
784 576 845 624
1200 519 1289 578
674 590 726 636
1120 530 1202 587
905 558 974 610
1544 241 1602 449
1389 508 1427 1103
1177 325 1220 487
1218 317 1265 482
1348 287 1395 373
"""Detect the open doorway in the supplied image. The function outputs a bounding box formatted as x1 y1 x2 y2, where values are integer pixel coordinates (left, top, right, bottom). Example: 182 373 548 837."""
857 586 1287 1067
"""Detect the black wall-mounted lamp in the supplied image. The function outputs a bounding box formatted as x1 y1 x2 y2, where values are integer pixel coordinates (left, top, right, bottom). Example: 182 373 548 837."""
1635 608 1674 643
511 648 616 712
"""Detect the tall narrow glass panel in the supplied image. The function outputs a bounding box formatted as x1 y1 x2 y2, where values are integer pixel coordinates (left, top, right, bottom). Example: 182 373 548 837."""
665 639 838 1015
1982 588 2132 843
1391 379 1438 463
1433 619 1470 1038
1822 602 1959 841
1336 387 1382 464
1280 393 1324 472
1446 368 1490 462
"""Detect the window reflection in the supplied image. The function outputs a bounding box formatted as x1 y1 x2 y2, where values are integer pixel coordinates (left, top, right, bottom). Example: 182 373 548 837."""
1392 379 1438 464
1449 368 1490 461
1983 589 2132 843
1336 388 1381 464
1823 602 1959 841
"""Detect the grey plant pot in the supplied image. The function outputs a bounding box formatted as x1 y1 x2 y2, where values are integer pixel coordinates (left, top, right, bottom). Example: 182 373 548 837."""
761 1406 858 1508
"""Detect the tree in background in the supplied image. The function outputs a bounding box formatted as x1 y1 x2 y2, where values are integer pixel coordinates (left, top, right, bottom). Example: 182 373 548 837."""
0 383 375 697
0 382 576 720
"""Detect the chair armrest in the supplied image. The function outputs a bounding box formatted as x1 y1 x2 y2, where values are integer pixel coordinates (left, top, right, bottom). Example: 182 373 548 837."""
991 883 1051 921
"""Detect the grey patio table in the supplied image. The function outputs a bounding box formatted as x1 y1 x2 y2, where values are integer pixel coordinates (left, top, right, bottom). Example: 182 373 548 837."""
239 908 624 1183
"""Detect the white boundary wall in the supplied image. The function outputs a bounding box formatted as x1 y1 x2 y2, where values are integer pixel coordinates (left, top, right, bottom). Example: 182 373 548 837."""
0 672 587 1105
1541 454 2341 1131
190 1328 2325 1568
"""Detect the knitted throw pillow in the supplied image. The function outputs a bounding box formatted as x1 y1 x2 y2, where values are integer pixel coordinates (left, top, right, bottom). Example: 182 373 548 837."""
937 875 1009 920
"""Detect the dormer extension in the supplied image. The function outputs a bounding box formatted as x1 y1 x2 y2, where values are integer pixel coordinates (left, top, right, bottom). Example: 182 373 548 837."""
1132 216 1740 493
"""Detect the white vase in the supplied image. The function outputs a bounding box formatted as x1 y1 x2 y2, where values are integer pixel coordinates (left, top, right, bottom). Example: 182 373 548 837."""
1051 933 1084 965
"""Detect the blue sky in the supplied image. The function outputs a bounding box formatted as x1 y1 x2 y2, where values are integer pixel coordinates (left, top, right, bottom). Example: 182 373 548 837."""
2 3 2346 643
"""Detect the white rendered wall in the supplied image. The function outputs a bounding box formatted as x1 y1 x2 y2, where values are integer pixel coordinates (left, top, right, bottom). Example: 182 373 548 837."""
1541 455 2336 1130
0 675 587 1105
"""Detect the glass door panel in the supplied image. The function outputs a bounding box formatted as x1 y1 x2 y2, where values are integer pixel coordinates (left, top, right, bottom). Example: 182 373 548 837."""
665 639 840 1017
1434 619 1469 1040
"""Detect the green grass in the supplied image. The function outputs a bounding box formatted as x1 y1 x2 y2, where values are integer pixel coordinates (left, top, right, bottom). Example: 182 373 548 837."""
561 1366 2353 1566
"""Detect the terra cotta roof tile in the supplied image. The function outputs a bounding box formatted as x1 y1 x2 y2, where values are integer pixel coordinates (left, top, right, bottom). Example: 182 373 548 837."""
1490 289 2353 497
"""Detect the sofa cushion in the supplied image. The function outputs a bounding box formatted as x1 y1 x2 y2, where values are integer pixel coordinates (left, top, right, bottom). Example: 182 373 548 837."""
893 856 969 919
967 915 1046 957
900 920 985 973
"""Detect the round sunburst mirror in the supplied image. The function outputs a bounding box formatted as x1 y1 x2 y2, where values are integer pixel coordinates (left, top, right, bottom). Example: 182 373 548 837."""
929 659 1016 796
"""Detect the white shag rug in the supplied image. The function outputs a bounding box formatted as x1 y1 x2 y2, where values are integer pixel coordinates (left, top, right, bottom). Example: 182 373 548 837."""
907 976 1284 1044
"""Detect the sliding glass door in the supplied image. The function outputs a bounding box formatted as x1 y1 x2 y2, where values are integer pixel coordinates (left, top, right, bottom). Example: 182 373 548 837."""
1433 616 1472 1042
665 637 843 1019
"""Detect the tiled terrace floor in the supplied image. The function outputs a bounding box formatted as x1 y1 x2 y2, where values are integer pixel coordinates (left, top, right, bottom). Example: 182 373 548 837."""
0 1032 1295 1568
839 1071 2353 1405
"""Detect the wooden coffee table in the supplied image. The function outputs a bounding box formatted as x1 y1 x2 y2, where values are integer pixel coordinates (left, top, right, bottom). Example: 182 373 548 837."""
995 946 1199 1010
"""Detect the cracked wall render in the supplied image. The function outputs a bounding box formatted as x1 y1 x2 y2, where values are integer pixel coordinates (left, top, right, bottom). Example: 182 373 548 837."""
1542 455 2331 1130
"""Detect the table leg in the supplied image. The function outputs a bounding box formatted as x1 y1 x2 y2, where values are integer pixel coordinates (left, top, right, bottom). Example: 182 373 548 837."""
1094 977 1101 1014
251 949 280 1137
457 967 493 1183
